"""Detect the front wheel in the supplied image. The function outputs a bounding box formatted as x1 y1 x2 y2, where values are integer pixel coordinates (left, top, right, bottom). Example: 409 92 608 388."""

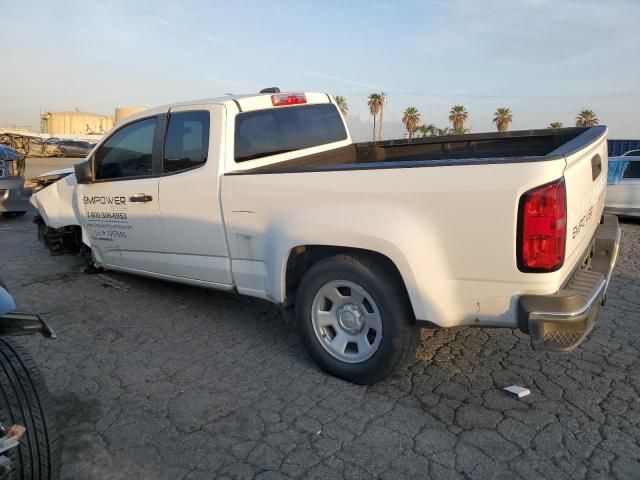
295 254 419 384
0 339 60 480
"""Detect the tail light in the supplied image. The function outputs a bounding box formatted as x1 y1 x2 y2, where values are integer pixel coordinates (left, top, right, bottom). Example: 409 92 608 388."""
271 93 307 107
517 178 566 272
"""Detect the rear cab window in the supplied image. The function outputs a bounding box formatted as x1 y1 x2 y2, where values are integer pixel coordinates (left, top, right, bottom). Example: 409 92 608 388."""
234 104 347 162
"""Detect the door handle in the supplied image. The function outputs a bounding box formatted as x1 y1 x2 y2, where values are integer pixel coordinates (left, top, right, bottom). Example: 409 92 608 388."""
129 193 153 203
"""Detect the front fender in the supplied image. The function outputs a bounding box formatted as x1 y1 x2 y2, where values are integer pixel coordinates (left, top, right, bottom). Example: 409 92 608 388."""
30 172 81 229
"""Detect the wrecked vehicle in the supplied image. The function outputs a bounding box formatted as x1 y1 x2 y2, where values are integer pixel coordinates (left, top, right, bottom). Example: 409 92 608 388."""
55 140 92 158
0 134 44 157
0 145 29 218
0 134 91 158
29 90 621 384
0 278 59 480
40 139 63 158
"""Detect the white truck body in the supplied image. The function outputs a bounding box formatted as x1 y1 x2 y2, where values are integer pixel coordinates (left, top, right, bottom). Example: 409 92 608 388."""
29 91 621 383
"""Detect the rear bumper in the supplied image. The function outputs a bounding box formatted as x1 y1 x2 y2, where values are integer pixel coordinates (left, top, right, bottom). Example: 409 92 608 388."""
518 215 621 352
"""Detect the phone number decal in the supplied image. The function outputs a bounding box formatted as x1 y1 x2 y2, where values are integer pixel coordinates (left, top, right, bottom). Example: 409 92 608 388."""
87 211 128 220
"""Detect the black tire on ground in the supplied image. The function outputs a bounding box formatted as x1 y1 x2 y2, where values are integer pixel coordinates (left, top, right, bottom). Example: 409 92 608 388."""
295 253 420 384
1 213 27 219
0 338 60 480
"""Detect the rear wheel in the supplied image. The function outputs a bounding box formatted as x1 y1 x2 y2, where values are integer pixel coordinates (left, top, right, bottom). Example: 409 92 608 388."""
295 253 419 384
0 339 60 480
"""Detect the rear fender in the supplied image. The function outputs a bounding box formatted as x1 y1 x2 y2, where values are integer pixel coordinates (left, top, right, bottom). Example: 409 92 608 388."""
260 205 451 325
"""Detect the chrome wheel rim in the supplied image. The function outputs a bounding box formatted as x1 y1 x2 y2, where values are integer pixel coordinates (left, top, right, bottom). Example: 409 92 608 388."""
311 280 382 363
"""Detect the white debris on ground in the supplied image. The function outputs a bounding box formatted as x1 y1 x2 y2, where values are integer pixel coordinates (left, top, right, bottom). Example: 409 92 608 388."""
503 385 531 398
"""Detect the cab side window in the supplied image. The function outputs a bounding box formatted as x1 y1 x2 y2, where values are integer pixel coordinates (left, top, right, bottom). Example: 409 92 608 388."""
163 111 210 174
95 117 157 180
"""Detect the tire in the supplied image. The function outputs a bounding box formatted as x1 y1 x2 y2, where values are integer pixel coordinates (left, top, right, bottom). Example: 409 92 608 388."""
0 339 60 480
295 253 420 384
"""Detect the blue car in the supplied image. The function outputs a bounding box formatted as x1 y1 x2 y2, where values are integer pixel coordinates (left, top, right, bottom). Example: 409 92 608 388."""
0 145 30 218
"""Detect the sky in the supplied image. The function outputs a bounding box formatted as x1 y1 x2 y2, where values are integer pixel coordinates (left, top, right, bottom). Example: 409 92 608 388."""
1 0 639 141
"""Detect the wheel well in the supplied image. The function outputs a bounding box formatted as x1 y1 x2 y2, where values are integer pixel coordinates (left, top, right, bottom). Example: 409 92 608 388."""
34 216 83 255
284 245 415 321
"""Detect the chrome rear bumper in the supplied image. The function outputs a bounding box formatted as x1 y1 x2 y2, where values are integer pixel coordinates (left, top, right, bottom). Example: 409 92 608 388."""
518 215 621 352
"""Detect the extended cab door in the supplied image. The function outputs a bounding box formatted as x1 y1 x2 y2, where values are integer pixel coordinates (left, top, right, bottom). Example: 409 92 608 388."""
78 115 168 271
156 104 232 285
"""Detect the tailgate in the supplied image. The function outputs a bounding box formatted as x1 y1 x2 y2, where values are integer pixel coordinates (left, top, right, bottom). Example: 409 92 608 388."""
560 126 608 274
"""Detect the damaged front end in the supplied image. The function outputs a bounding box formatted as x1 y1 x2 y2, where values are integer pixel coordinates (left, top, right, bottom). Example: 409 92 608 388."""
27 167 86 257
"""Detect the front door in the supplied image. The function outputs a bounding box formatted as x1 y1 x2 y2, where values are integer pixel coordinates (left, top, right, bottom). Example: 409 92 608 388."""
78 115 168 272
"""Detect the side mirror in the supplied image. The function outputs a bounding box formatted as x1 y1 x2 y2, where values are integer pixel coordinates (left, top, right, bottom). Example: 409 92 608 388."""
74 159 93 184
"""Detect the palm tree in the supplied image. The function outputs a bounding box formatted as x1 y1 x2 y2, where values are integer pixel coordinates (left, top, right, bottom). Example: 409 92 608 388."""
436 127 452 136
493 107 513 132
426 124 437 136
449 105 468 131
334 96 348 117
377 92 387 141
368 93 382 141
575 110 599 127
416 124 436 138
452 127 471 135
402 107 421 139
548 122 563 129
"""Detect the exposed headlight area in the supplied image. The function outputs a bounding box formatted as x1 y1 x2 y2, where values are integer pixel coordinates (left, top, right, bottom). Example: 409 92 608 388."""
25 172 72 194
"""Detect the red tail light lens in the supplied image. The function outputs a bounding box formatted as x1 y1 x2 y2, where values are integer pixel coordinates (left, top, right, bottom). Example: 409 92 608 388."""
518 178 566 272
271 93 307 107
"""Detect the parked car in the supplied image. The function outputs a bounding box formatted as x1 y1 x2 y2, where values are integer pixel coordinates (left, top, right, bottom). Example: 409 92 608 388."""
29 90 620 384
605 155 640 217
0 145 30 218
57 140 92 158
0 277 59 479
42 139 63 157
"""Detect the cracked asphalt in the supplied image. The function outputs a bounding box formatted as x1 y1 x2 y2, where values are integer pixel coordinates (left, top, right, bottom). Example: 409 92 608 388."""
1 209 639 479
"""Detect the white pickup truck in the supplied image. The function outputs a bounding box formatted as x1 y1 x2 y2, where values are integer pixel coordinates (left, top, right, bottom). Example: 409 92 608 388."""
30 90 621 384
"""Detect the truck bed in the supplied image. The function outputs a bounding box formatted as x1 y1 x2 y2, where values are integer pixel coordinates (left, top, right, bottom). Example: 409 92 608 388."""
230 127 602 175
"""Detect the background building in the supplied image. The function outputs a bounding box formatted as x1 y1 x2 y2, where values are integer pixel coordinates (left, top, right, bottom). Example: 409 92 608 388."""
40 109 114 136
39 106 146 136
115 107 145 125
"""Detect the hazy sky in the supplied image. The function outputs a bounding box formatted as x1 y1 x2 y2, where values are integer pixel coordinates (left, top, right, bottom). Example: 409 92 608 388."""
1 0 639 141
